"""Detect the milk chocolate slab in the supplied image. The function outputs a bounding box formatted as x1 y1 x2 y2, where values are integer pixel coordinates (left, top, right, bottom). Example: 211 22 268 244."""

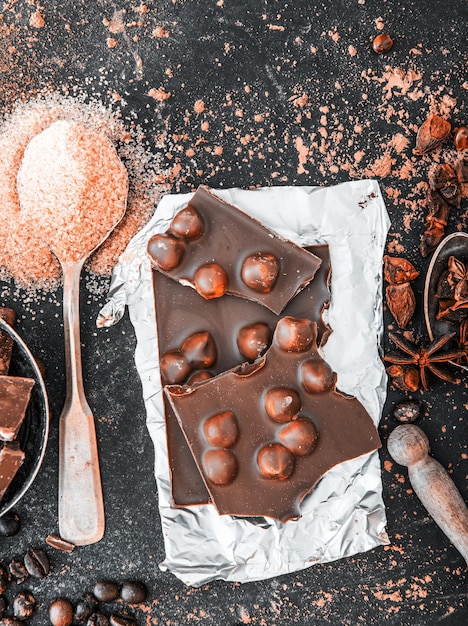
0 307 16 375
153 245 332 507
165 317 381 522
0 376 35 442
0 442 25 501
148 186 322 315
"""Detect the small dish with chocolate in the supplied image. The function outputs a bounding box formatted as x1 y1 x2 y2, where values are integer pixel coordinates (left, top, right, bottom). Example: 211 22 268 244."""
0 315 49 516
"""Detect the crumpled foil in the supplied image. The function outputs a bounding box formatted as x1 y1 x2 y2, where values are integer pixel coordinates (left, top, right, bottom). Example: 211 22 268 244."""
98 181 391 586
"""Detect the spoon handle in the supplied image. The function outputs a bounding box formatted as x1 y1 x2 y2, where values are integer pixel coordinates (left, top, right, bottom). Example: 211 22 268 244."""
58 259 105 545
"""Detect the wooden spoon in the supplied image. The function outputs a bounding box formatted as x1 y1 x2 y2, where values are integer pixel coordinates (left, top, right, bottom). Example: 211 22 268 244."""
17 120 128 545
387 424 468 565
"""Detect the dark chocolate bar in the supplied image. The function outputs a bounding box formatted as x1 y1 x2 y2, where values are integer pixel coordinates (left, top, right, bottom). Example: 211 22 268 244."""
148 186 322 315
153 245 332 507
165 317 381 522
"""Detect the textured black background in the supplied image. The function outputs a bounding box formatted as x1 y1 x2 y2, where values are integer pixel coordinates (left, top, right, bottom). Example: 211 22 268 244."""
0 1 467 624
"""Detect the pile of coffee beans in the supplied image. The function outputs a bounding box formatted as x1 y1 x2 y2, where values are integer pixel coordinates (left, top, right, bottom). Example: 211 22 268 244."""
0 547 50 624
48 580 148 625
0 539 148 625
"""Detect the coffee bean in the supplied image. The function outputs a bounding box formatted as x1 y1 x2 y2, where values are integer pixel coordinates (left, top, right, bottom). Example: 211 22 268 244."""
93 581 119 602
87 614 110 626
8 561 28 585
49 598 74 626
110 614 136 626
0 565 8 594
0 618 25 625
74 593 99 623
23 549 50 579
120 581 147 604
0 512 21 537
0 596 7 618
13 591 36 620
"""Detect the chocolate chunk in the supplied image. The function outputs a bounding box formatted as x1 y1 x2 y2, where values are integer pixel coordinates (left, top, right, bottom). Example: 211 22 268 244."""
45 534 75 553
165 317 381 522
148 186 322 314
153 244 332 507
0 309 16 375
0 443 25 502
0 377 34 442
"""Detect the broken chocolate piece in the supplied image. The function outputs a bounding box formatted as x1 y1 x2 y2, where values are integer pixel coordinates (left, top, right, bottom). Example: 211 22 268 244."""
45 534 75 553
0 307 17 375
0 442 25 501
148 186 322 315
153 245 332 507
165 317 380 522
0 376 35 441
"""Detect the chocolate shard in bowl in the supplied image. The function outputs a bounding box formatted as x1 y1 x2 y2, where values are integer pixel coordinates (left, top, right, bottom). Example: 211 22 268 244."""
0 307 17 375
0 442 25 501
147 186 322 315
165 317 381 523
0 376 35 442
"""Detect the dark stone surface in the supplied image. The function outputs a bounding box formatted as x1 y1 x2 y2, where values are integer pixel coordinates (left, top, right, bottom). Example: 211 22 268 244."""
0 1 467 624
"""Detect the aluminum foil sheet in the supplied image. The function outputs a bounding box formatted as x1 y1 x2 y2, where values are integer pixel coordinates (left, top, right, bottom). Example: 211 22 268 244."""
98 181 391 586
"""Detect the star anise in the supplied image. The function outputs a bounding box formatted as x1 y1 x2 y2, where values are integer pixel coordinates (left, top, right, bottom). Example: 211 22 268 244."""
436 255 468 321
384 332 465 391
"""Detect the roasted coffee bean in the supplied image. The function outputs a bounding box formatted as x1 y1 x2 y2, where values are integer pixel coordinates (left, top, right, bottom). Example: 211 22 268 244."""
0 512 21 537
13 591 36 620
74 593 99 623
0 596 7 618
87 614 110 626
0 565 7 594
8 560 28 584
110 614 136 626
120 580 147 604
0 618 25 625
49 598 74 626
93 581 120 602
23 548 50 579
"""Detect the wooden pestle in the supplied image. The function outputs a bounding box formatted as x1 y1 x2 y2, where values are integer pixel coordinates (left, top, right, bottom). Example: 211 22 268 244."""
387 424 468 565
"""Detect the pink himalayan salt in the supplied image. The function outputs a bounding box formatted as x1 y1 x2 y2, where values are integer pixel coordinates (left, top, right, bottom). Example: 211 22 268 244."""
16 120 128 263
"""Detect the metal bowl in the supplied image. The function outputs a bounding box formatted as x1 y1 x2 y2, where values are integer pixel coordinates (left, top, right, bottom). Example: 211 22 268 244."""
424 231 468 371
0 318 50 517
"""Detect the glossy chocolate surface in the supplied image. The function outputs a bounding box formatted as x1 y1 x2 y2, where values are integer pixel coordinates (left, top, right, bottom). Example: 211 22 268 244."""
0 307 16 375
148 186 322 314
153 245 332 507
0 442 25 501
166 318 381 522
0 376 35 442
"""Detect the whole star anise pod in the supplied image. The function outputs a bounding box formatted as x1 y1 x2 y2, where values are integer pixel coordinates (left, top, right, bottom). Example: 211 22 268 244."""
384 332 465 390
